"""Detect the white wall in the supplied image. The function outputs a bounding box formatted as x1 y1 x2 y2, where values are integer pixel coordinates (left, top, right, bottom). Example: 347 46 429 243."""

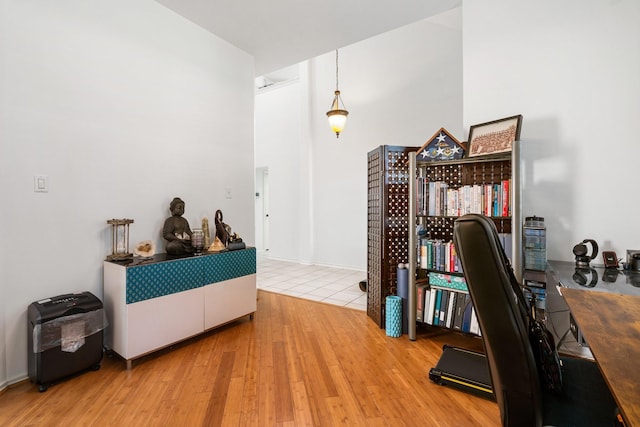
255 9 463 269
254 79 312 262
0 0 10 390
463 0 640 262
0 0 255 387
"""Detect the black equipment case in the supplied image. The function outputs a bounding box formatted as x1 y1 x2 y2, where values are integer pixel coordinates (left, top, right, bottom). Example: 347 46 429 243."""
28 292 106 392
428 345 494 399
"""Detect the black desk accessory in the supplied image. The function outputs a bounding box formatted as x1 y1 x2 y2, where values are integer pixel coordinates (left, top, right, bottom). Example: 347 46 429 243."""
572 239 598 267
628 250 640 271
602 251 619 269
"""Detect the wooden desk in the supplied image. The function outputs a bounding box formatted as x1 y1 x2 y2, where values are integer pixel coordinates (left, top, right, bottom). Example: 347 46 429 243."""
561 287 640 426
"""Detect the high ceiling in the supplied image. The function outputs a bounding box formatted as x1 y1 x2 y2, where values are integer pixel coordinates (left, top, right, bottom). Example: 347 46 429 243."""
155 0 461 76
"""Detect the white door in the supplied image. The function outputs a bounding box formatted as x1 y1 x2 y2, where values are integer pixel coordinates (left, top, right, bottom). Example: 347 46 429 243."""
262 168 270 252
255 167 270 252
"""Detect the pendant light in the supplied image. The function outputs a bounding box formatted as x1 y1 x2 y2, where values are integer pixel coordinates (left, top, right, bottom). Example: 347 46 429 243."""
326 49 349 138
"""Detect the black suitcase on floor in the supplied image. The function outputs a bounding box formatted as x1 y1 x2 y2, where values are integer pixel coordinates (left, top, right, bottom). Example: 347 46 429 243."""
28 292 106 392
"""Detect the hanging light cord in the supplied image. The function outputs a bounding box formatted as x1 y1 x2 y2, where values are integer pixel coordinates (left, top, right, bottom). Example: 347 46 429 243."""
335 49 339 92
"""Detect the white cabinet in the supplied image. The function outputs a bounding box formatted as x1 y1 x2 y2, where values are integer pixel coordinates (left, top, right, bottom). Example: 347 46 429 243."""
103 248 256 368
126 287 204 359
204 275 256 330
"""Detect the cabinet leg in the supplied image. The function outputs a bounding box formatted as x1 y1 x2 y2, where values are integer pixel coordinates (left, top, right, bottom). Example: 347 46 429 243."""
249 312 255 320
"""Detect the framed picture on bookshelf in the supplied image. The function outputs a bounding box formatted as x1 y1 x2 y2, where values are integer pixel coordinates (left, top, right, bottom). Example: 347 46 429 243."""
416 127 466 161
467 115 522 158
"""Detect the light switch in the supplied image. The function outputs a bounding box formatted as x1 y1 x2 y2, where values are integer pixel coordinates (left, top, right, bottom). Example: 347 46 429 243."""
34 175 49 192
225 188 232 199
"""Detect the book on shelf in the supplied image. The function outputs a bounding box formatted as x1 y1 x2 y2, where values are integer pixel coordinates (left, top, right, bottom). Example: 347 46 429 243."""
502 179 510 217
416 284 428 322
461 294 474 333
498 232 513 263
419 179 511 218
420 242 428 268
483 184 492 216
439 290 449 326
492 184 499 217
433 289 442 325
446 292 457 328
423 286 432 323
470 309 481 336
434 241 442 271
452 294 465 331
426 288 437 325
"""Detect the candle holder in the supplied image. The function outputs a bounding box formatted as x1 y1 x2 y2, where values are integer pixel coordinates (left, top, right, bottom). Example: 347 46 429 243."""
191 228 205 254
106 218 134 261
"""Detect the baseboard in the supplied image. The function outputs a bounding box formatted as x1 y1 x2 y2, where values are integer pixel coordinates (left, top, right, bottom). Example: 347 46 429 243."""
259 254 365 273
0 375 29 394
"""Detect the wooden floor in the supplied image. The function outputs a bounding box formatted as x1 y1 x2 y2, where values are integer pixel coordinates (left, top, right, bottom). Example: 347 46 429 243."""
0 290 500 426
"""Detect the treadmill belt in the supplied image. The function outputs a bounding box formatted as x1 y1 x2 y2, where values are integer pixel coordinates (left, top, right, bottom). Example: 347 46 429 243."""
429 345 494 399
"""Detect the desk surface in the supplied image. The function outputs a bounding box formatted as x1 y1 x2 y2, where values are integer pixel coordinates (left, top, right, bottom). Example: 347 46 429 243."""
561 287 640 426
548 260 640 296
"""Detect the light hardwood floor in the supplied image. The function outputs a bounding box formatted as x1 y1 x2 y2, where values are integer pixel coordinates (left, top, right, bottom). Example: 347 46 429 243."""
0 291 500 426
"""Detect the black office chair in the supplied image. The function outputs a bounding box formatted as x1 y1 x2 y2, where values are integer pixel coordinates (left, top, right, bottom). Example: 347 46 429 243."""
453 214 619 427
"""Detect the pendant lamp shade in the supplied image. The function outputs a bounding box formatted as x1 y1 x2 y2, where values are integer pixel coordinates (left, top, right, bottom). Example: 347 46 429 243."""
326 50 348 138
327 90 348 137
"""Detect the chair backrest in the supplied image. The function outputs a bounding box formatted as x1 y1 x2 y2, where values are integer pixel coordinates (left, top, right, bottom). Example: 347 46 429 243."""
453 214 542 427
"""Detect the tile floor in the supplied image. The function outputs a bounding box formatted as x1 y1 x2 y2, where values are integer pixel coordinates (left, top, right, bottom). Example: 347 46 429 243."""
257 254 367 311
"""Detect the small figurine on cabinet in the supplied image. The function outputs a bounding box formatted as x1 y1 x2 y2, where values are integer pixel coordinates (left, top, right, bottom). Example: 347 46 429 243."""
202 217 211 248
162 197 195 255
214 209 245 250
134 240 155 258
208 236 226 252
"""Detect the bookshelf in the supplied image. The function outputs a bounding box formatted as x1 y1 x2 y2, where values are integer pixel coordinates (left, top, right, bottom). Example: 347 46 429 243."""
407 146 523 340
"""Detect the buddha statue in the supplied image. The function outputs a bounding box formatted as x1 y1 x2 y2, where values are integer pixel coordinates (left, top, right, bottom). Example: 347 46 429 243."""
162 197 195 255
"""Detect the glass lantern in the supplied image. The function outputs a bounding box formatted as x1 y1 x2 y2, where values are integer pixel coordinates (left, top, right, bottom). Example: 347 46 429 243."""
191 228 205 254
106 218 134 261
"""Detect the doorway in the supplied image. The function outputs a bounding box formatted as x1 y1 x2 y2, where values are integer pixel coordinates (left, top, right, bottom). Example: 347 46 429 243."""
255 167 270 253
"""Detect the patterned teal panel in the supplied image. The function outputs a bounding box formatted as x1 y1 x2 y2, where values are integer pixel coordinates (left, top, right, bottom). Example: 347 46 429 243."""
202 247 256 284
126 257 204 304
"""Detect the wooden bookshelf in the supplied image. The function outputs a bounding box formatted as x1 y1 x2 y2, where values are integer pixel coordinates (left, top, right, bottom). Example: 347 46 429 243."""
407 148 523 339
